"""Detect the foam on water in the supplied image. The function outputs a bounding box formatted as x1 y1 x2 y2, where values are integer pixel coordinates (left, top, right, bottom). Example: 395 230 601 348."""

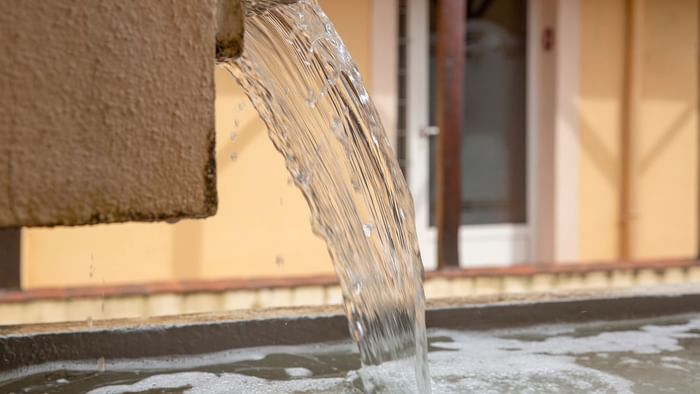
86 372 349 394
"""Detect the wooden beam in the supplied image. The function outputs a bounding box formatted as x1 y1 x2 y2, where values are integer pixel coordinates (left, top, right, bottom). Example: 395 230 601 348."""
0 228 20 289
435 0 466 268
619 0 639 260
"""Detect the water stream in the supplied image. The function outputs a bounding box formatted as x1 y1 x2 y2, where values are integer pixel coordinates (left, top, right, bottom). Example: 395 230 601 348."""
223 0 430 392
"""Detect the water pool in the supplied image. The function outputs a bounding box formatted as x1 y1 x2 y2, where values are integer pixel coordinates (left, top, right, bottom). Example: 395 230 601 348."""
2 310 699 393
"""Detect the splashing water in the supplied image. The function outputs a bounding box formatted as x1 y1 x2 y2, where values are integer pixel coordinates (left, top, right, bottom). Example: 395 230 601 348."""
223 0 430 392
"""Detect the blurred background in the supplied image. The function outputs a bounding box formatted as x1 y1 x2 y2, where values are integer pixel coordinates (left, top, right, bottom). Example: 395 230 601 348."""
1 0 698 325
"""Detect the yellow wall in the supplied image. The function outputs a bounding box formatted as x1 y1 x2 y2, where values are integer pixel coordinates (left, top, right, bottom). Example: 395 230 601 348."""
631 0 698 259
21 0 373 288
578 0 698 261
577 0 626 261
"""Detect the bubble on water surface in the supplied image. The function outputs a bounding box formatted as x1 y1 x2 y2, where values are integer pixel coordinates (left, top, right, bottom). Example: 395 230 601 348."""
285 367 313 378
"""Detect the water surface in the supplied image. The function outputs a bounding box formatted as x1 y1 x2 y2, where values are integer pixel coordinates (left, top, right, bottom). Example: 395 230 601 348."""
3 313 699 393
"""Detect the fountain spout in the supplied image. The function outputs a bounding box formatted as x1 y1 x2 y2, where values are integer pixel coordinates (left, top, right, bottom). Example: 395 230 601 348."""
216 0 245 62
216 0 303 64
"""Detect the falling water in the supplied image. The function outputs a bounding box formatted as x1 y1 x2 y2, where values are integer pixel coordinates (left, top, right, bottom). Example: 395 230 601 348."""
223 0 430 392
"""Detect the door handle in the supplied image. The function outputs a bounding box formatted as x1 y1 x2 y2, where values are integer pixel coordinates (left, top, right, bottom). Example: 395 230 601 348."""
420 126 440 138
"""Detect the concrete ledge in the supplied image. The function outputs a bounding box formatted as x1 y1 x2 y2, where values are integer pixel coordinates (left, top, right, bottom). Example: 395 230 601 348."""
2 288 700 373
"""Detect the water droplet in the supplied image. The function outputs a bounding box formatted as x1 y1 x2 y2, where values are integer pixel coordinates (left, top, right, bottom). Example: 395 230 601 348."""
276 255 285 266
238 102 246 111
330 116 342 134
362 223 373 237
371 133 379 147
229 132 238 142
351 178 362 192
305 90 316 108
352 281 362 295
87 316 93 327
229 152 238 161
97 357 106 373
354 320 364 337
233 119 240 128
296 171 309 187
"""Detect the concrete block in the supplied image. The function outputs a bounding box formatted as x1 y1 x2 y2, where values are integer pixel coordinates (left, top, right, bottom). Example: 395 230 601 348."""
582 271 610 289
424 278 451 299
222 290 258 310
257 288 293 308
291 286 325 306
555 274 584 291
0 0 237 226
66 298 106 322
0 303 26 325
324 285 344 305
473 277 502 296
449 278 475 297
636 269 661 287
102 296 146 320
530 274 555 293
502 276 530 294
688 267 700 283
610 270 635 288
182 293 222 315
147 294 183 317
23 300 68 324
662 267 686 285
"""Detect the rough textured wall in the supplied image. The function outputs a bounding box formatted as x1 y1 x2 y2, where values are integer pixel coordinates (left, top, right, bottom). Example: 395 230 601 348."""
0 0 221 227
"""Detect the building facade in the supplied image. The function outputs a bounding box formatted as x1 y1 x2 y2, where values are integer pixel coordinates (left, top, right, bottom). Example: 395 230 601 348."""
18 0 699 289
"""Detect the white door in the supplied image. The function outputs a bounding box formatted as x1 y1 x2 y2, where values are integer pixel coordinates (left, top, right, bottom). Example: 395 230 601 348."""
405 0 538 269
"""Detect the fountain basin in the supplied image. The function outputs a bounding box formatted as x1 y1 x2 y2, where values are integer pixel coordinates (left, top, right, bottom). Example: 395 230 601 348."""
2 288 699 392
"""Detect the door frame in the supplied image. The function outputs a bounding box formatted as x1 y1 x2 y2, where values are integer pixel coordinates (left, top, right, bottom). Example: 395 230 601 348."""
402 0 580 269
